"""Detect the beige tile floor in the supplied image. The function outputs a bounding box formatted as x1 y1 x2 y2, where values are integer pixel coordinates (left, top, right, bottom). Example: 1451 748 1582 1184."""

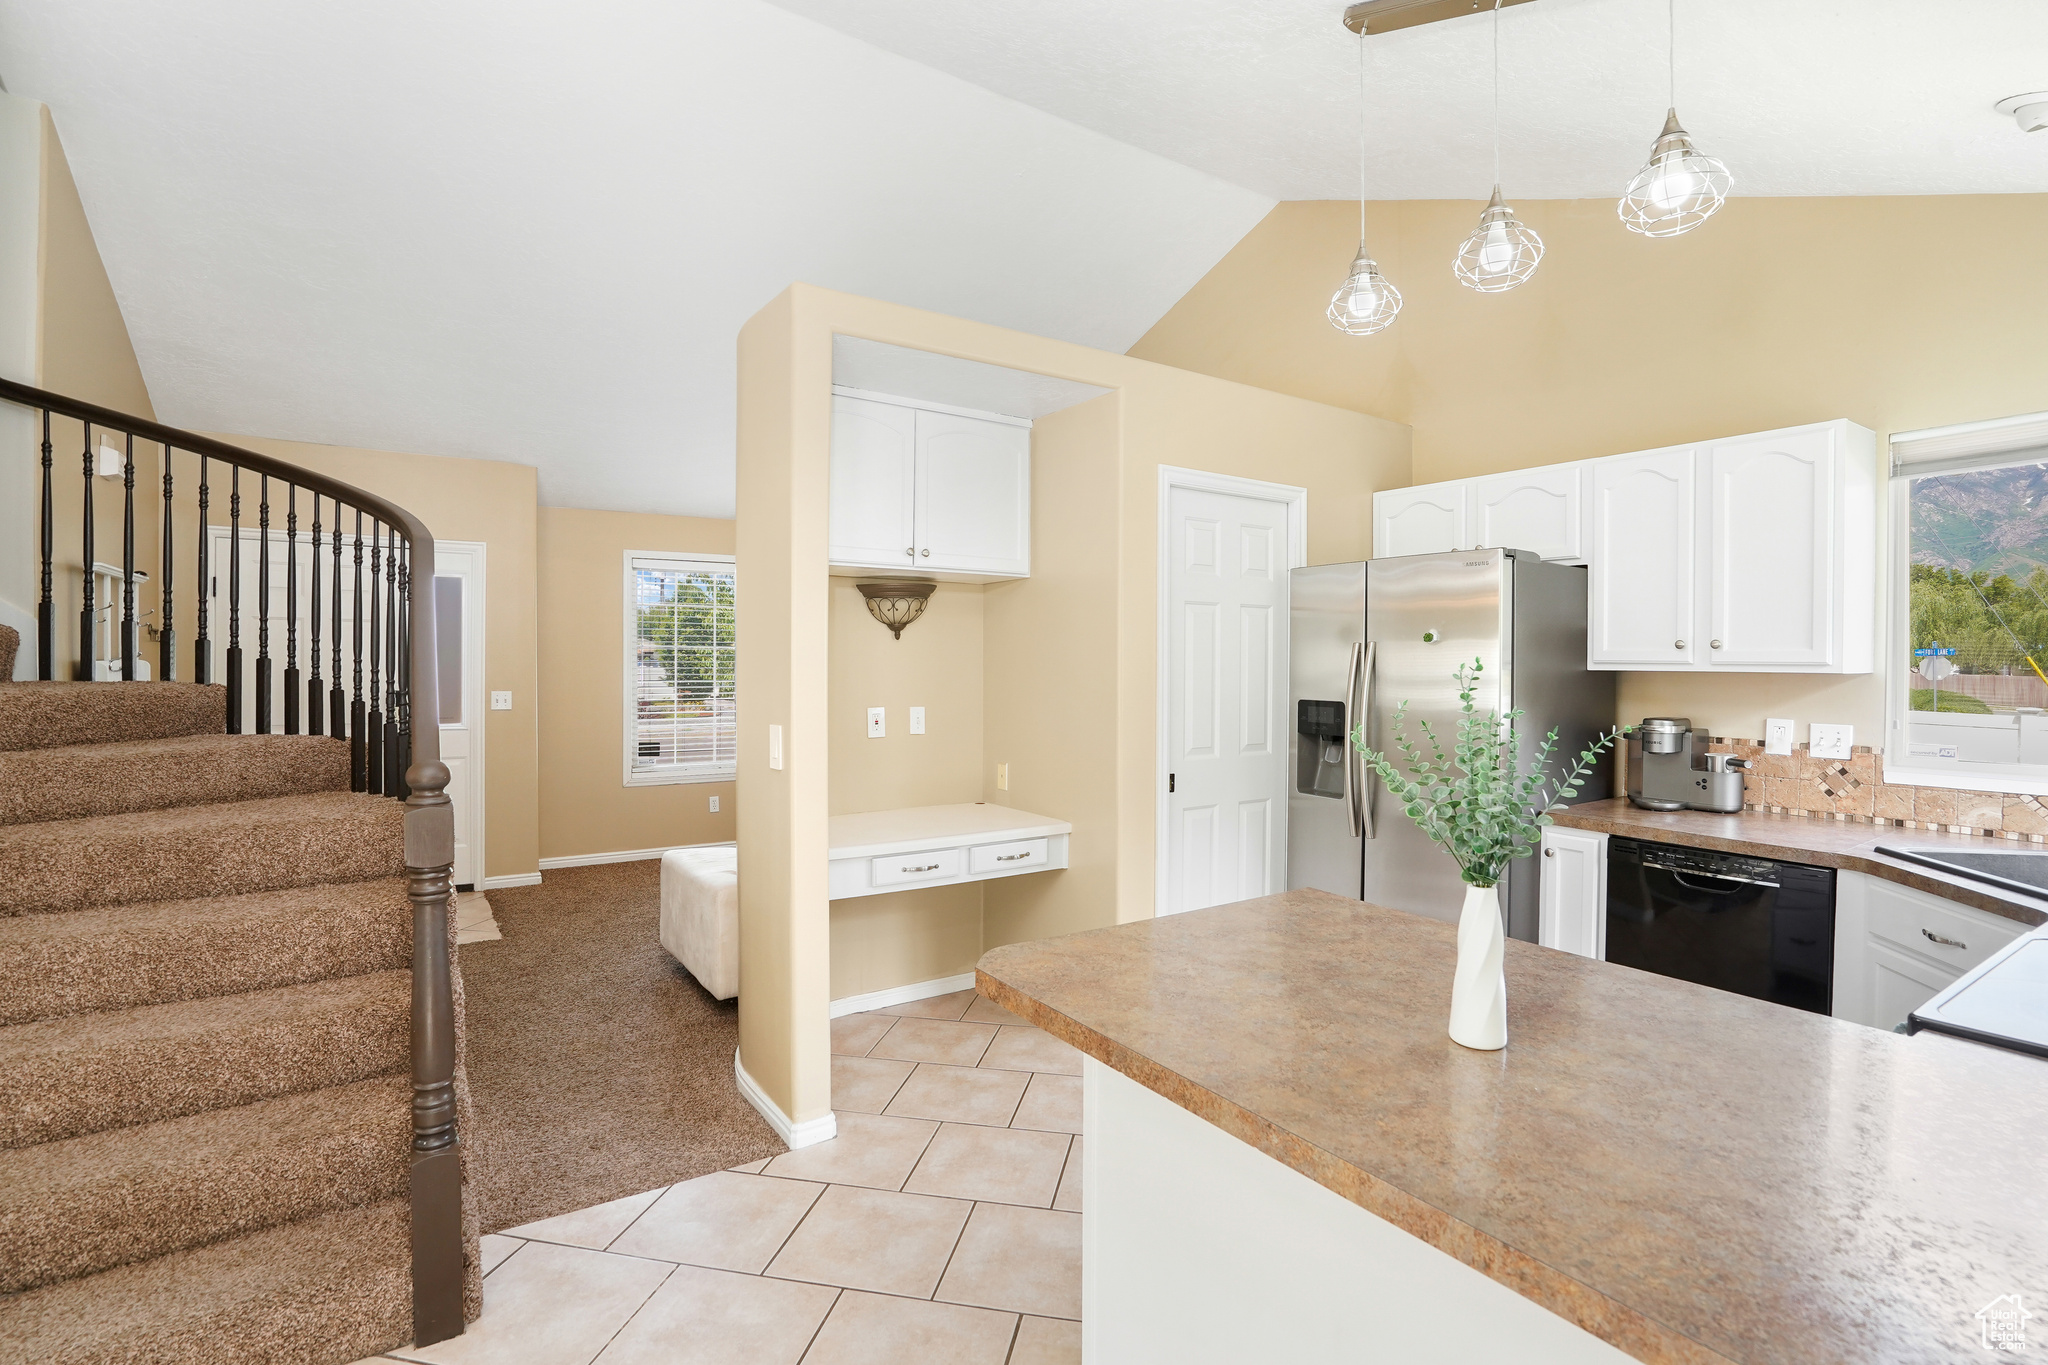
358 988 1083 1365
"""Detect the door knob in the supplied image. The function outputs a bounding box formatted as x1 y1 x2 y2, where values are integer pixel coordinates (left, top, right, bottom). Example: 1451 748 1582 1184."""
1675 640 1686 650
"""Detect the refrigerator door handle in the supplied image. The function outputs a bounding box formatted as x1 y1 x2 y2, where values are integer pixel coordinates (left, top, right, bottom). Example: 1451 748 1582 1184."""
1349 640 1374 840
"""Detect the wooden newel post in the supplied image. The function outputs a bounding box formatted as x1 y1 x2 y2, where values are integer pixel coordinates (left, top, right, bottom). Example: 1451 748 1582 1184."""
404 772 462 1346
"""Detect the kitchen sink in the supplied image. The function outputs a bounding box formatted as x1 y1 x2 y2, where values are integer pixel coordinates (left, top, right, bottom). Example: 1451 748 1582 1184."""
1875 844 2048 897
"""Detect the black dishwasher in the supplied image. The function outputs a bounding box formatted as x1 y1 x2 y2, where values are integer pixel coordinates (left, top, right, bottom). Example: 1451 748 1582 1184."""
1606 837 1836 1014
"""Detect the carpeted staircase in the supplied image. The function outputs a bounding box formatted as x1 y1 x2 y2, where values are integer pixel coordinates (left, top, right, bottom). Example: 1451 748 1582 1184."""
0 679 479 1361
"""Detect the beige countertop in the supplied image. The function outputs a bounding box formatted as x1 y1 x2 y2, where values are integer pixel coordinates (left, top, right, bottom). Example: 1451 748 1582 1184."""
977 888 2048 1365
1552 798 2048 928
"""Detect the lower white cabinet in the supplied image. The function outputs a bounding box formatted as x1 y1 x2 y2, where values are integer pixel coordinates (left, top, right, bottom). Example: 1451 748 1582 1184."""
1537 826 1607 959
1831 870 2027 1030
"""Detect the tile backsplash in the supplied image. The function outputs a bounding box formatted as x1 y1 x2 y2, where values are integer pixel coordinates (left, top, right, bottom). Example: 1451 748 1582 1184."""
1699 737 2048 842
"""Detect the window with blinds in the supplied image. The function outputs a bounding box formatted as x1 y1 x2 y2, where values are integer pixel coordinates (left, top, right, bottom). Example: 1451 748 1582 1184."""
625 552 736 784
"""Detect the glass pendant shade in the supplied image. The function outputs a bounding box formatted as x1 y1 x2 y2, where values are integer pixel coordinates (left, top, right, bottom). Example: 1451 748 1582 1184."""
1619 108 1731 237
1454 186 1543 292
1327 248 1403 335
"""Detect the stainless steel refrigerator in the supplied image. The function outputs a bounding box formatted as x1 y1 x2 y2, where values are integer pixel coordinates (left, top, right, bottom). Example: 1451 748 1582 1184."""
1288 548 1616 942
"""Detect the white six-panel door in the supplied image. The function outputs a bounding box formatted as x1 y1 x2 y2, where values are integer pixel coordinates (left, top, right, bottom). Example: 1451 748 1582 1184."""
1164 484 1291 916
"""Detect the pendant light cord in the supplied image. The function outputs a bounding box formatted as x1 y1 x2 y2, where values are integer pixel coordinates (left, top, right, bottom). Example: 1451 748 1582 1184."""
1356 27 1368 246
1668 0 1676 109
1492 0 1502 186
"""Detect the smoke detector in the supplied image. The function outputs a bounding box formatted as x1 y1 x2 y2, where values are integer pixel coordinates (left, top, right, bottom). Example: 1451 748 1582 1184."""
1995 93 2048 133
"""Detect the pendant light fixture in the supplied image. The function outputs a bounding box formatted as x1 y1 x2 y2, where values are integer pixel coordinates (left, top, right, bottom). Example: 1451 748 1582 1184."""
1454 0 1542 292
1618 0 1731 236
1327 24 1401 336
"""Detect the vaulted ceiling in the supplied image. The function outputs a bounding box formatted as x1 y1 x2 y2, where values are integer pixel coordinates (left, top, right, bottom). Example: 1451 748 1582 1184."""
3 0 2043 515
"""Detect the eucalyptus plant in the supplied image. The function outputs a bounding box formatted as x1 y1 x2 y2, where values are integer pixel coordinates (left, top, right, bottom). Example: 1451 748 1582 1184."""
1353 659 1621 889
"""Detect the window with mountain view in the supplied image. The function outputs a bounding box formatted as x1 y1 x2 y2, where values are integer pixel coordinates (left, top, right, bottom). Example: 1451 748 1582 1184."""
1903 457 2048 774
626 553 737 784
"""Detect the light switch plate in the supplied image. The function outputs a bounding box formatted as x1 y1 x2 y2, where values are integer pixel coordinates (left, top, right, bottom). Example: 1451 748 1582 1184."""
1764 718 1794 757
490 691 512 711
1810 723 1853 760
910 706 925 735
768 724 784 770
96 440 124 477
708 795 720 813
867 707 886 738
996 762 1009 791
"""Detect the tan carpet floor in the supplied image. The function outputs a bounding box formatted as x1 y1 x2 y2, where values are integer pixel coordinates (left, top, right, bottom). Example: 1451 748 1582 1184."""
461 861 782 1233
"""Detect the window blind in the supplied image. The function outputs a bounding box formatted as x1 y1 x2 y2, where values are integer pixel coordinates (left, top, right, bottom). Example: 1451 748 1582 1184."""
629 556 736 779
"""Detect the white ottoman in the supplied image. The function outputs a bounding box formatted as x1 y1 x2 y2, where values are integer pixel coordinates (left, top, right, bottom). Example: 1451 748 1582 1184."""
659 845 739 1000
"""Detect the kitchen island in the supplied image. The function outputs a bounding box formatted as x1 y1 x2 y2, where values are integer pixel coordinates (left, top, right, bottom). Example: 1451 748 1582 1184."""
977 888 2048 1365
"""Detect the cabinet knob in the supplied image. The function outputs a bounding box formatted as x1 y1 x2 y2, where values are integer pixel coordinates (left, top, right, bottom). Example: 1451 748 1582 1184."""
920 548 930 557
1675 640 1686 650
1543 847 1555 857
905 548 914 558
1710 639 1723 650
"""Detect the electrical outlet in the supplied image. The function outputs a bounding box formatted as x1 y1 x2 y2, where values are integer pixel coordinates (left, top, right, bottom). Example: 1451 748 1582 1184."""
996 762 1008 791
867 707 886 738
1810 723 1853 760
1764 718 1795 756
708 795 720 813
910 706 925 735
768 724 783 771
490 691 512 711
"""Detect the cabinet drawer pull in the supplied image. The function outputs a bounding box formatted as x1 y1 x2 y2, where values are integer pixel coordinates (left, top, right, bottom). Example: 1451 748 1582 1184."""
903 863 941 874
996 851 1032 862
1922 928 1967 949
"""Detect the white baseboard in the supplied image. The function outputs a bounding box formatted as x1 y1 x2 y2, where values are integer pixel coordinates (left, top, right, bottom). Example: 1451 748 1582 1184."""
734 1048 837 1151
829 971 977 1020
538 840 736 871
481 872 543 890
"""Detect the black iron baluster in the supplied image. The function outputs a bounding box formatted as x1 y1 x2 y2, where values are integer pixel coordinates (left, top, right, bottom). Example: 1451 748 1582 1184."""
196 456 210 684
227 466 242 733
309 494 324 736
160 444 176 681
384 535 401 795
368 520 385 795
255 475 272 733
37 409 52 679
395 540 412 800
351 509 366 790
121 433 136 681
79 421 94 682
332 504 346 745
285 485 300 734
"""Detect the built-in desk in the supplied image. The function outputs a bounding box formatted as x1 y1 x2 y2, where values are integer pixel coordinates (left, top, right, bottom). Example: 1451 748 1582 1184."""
827 803 1070 900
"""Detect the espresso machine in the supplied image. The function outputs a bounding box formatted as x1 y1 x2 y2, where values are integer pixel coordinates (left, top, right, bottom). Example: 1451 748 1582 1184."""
1626 717 1750 813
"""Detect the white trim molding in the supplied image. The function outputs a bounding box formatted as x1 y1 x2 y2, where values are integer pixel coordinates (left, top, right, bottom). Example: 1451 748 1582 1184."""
828 971 976 1020
734 1047 838 1150
481 871 544 890
1154 465 1308 919
537 840 736 871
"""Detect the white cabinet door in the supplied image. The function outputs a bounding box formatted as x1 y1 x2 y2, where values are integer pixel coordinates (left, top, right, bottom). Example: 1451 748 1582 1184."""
829 396 918 571
1538 826 1607 959
1831 870 2026 1029
914 411 1030 577
1588 447 1695 668
1468 464 1584 561
1372 484 1465 559
1704 428 1836 668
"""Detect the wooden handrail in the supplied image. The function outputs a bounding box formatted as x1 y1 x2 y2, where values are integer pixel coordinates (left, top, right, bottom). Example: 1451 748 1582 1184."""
0 378 465 1346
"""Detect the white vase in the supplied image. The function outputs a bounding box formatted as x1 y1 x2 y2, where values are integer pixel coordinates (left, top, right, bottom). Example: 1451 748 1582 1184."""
1448 882 1507 1051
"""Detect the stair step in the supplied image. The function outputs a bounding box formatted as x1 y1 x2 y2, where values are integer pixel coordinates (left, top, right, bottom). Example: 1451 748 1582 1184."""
0 681 225 752
0 876 409 1026
0 790 405 917
0 1073 410 1293
0 732 352 826
0 970 409 1149
0 1196 414 1364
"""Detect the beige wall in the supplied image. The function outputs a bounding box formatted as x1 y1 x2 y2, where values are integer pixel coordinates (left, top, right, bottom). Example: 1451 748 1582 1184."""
213 436 542 882
536 506 737 862
737 283 1409 1127
1130 194 2048 742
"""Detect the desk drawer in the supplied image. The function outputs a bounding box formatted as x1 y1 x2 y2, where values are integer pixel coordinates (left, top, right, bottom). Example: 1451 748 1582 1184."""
970 838 1048 875
1865 876 2024 972
871 847 962 887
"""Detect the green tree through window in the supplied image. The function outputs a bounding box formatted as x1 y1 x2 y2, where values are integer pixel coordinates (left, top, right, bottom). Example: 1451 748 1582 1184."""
631 559 736 776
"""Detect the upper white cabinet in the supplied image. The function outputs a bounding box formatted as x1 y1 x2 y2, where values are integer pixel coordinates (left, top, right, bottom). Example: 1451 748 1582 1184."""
830 392 1030 581
1373 483 1465 558
1469 463 1586 562
1588 446 1696 667
1372 463 1585 562
1588 420 1876 673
